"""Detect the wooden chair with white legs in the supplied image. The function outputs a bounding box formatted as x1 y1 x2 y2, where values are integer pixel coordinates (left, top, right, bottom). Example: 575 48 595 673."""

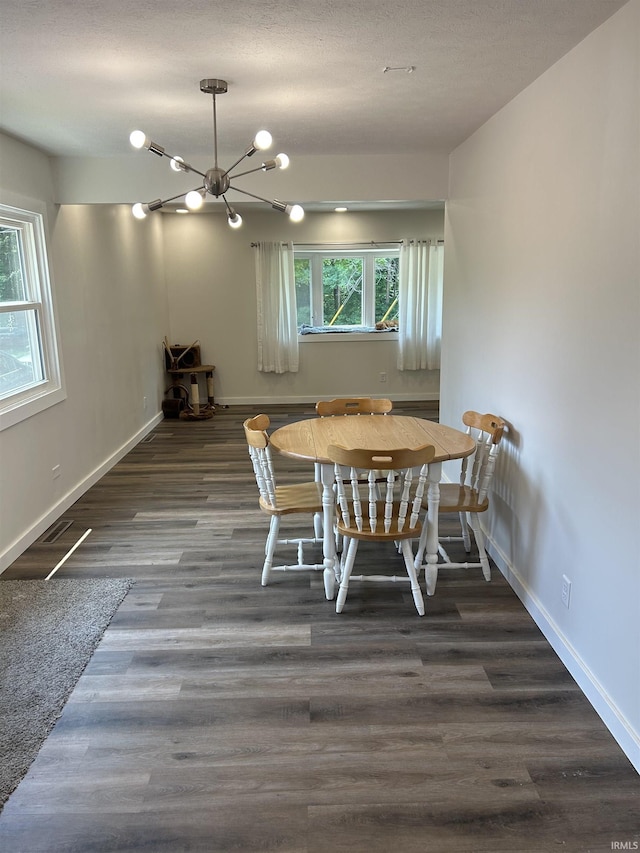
315 398 395 550
316 398 393 476
243 414 324 586
316 397 393 416
415 411 506 596
328 443 436 615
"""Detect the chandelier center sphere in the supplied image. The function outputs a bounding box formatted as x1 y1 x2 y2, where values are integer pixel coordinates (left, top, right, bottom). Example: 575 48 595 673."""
204 167 230 197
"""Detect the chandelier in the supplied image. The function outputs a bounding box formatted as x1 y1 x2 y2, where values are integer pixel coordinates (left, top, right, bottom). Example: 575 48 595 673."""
129 78 304 228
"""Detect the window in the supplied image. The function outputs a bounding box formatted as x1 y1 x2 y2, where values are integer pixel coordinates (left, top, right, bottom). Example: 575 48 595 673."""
0 201 64 430
295 246 400 332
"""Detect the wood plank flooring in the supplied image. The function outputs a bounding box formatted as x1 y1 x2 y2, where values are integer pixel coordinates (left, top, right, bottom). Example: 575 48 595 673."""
1 402 638 852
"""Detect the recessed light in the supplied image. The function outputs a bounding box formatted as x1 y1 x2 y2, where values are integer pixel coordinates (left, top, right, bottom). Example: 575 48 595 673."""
176 208 189 214
334 206 348 213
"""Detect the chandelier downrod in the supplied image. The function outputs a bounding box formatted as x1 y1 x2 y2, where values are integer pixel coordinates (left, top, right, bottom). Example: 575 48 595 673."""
200 79 226 169
129 78 304 228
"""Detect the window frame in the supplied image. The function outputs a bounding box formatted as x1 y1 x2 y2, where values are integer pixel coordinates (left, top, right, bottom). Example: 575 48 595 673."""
0 198 65 431
295 244 400 340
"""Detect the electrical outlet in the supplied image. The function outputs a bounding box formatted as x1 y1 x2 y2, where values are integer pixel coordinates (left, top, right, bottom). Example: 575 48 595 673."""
379 372 387 383
561 575 571 608
52 465 61 480
143 396 148 410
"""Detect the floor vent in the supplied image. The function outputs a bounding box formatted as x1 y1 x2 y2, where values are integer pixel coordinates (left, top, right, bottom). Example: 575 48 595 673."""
41 520 73 543
141 434 156 443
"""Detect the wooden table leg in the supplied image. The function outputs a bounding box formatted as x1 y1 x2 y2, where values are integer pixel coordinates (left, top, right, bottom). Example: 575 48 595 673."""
414 461 442 596
321 461 339 600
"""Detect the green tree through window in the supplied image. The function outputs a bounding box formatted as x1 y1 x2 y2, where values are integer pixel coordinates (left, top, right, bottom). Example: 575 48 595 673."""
294 248 399 330
323 258 362 326
0 202 64 429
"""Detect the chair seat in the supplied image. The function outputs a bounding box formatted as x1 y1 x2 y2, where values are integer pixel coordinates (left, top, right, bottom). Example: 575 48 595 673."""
259 481 323 515
437 483 489 513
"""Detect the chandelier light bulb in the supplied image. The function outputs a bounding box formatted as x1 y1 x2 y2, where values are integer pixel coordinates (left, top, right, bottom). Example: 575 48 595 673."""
253 130 272 151
129 130 148 150
170 156 186 172
132 202 148 219
288 204 305 223
185 190 205 210
228 211 243 229
275 153 289 170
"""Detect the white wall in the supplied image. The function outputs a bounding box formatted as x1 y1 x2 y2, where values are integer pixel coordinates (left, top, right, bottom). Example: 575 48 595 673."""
0 133 170 571
441 0 639 769
53 152 450 205
0 133 442 569
162 207 444 403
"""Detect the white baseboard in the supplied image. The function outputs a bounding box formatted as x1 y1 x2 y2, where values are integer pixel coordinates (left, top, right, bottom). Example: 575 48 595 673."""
216 392 440 406
0 412 163 574
486 531 640 774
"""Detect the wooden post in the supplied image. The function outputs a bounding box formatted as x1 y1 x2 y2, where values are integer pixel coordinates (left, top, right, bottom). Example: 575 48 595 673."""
190 372 200 415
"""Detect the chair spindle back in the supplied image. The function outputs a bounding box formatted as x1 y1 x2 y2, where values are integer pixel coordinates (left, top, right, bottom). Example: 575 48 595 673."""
328 444 435 538
459 411 505 503
243 414 277 510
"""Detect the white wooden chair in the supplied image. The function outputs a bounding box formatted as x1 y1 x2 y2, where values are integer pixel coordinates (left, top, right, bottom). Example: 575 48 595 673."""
315 397 393 536
328 443 435 615
316 397 393 480
316 397 393 416
315 398 395 549
415 411 506 595
243 414 324 586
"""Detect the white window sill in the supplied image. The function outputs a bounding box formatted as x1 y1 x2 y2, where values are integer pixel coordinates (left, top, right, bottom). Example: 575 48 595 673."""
0 382 66 431
298 331 398 343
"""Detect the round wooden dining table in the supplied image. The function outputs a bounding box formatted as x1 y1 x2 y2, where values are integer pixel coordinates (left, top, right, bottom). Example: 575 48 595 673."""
270 414 476 600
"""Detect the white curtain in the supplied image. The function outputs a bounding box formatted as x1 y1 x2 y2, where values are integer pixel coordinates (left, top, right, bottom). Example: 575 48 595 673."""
255 241 299 373
397 239 444 371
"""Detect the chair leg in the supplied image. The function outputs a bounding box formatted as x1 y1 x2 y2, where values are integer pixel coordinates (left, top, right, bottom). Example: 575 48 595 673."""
425 563 438 596
470 515 491 581
400 540 425 616
336 538 358 613
460 511 472 552
323 567 335 601
438 542 452 562
261 516 281 586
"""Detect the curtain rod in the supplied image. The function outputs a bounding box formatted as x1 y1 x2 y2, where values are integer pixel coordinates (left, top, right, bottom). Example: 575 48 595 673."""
250 239 444 247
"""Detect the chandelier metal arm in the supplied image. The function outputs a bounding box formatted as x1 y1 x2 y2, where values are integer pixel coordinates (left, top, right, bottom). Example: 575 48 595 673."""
227 164 269 181
224 149 254 176
157 191 196 207
159 151 208 181
227 186 274 205
178 163 208 181
228 186 289 214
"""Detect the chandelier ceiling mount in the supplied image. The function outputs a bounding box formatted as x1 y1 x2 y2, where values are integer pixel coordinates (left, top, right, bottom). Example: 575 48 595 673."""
129 78 304 228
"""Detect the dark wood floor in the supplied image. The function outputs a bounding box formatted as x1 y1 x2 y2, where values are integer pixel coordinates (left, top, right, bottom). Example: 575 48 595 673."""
1 402 638 853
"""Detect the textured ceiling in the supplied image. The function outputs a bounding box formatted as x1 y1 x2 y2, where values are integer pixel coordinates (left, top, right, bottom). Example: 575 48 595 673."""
0 0 629 160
